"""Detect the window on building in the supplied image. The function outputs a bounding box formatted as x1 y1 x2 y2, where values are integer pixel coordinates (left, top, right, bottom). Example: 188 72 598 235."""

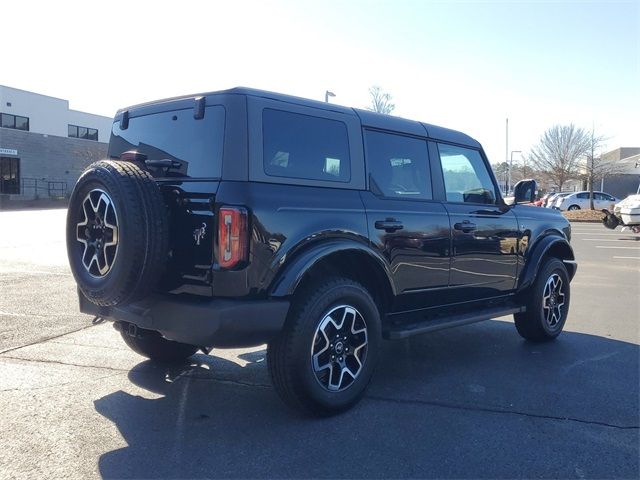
262 109 351 183
68 124 98 141
1 113 29 131
0 157 20 194
365 130 432 200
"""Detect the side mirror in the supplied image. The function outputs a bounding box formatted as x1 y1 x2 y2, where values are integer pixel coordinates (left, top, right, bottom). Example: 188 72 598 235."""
513 179 537 204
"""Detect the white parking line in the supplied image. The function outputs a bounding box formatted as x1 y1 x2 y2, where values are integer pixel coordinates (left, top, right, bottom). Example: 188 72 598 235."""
613 256 640 259
573 232 637 236
596 246 640 249
581 238 640 242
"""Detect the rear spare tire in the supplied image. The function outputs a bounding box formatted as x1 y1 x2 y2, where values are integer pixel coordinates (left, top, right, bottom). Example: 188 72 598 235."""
66 160 169 307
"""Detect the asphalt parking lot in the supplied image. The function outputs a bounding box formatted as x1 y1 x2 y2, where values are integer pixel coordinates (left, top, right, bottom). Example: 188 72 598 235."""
1 209 638 479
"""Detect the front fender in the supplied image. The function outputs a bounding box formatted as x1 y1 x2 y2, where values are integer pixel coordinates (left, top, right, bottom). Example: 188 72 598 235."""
268 239 395 298
517 234 576 292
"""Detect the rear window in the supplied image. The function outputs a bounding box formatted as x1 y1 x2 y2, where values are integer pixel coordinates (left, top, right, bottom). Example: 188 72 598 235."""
262 108 351 183
108 106 225 178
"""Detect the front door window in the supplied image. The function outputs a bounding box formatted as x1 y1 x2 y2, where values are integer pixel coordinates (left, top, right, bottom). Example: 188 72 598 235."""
438 144 497 204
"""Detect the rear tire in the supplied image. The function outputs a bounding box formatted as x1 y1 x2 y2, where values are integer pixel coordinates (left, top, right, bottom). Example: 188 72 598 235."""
514 258 570 342
267 277 381 416
120 325 198 363
568 205 580 211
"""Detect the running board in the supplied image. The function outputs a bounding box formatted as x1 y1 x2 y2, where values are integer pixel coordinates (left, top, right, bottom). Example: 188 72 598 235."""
384 306 525 340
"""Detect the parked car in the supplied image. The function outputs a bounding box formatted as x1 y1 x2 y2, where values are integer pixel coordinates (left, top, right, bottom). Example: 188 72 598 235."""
539 192 555 207
545 192 571 208
65 87 577 415
554 191 619 211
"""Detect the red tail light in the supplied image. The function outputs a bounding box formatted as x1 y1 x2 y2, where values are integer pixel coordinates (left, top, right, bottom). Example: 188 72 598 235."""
218 206 248 269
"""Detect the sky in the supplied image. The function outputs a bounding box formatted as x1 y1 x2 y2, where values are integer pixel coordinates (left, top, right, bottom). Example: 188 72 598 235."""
2 0 638 165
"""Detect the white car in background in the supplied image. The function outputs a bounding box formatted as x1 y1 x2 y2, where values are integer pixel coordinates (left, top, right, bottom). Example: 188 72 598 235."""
554 191 619 211
545 192 571 208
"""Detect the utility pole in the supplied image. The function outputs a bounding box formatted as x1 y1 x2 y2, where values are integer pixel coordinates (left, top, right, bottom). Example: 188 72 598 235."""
510 150 522 192
505 118 509 193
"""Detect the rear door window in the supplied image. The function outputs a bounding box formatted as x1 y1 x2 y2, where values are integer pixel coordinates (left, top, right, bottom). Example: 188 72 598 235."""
262 108 351 182
108 106 225 178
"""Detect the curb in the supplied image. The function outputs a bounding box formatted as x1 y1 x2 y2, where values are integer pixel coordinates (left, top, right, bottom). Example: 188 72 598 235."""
566 218 604 223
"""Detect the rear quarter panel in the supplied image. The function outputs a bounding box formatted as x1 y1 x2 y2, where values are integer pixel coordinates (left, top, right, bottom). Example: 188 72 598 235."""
210 181 370 297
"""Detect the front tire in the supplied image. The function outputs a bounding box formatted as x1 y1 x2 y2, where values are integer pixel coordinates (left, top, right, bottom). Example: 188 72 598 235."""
267 277 382 416
514 258 570 341
120 324 198 363
568 205 581 211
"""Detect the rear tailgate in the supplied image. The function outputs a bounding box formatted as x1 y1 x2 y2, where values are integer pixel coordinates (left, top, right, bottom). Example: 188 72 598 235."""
108 100 226 296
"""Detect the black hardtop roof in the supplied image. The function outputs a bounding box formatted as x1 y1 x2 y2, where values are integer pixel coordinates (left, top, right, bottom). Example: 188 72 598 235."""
116 86 480 148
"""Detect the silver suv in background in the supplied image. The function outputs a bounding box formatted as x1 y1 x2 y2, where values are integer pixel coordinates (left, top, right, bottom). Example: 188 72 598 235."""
545 192 572 208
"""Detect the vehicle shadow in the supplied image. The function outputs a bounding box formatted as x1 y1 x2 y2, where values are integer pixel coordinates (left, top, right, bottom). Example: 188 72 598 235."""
95 321 639 479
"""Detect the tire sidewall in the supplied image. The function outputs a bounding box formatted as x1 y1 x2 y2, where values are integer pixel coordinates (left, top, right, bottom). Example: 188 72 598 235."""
532 259 571 337
66 165 141 303
289 282 382 411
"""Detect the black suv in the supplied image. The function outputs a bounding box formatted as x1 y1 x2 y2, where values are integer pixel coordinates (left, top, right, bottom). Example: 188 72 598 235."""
66 87 576 415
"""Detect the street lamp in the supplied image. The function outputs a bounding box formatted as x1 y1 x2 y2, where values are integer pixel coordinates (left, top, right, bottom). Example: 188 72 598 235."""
508 150 522 193
325 90 336 103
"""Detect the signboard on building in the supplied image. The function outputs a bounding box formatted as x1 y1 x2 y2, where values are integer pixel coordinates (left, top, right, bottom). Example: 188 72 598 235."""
0 148 18 156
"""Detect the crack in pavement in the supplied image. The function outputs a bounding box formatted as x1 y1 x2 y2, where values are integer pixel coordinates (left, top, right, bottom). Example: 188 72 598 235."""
0 323 97 355
2 354 636 430
0 355 130 373
366 395 640 430
0 371 124 393
0 355 272 389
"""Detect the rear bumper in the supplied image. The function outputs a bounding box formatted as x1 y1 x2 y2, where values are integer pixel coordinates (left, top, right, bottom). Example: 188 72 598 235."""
79 290 289 348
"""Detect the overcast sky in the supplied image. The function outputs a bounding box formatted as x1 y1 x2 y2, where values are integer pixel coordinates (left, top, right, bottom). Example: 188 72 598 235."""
3 0 638 164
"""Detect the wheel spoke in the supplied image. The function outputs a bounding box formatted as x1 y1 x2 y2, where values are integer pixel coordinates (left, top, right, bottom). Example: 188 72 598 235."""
541 273 565 329
311 305 368 393
75 189 119 278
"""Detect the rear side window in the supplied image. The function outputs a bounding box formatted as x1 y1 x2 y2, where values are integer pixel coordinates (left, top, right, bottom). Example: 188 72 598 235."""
577 192 589 199
437 144 497 204
262 108 351 182
108 106 225 178
365 130 432 200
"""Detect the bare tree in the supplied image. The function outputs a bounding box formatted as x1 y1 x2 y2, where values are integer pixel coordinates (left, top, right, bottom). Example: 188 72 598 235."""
528 124 591 192
491 161 509 191
367 86 395 114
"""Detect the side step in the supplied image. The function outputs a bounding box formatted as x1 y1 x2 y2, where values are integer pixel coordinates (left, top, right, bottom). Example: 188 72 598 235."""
384 306 524 340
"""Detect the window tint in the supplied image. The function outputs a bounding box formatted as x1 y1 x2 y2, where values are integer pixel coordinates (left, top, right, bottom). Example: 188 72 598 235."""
108 106 225 178
1 113 29 131
577 192 589 199
1 113 14 128
365 130 431 200
14 116 29 131
263 108 350 182
438 144 496 204
69 124 99 141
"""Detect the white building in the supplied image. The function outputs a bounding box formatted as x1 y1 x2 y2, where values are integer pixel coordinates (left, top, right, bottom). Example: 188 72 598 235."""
0 85 113 199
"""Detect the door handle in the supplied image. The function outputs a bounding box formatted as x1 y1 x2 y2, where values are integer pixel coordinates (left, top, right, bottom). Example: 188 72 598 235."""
375 219 404 233
454 221 477 233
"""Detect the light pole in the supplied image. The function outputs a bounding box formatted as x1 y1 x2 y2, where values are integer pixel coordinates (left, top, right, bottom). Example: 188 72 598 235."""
508 150 522 193
325 90 336 103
